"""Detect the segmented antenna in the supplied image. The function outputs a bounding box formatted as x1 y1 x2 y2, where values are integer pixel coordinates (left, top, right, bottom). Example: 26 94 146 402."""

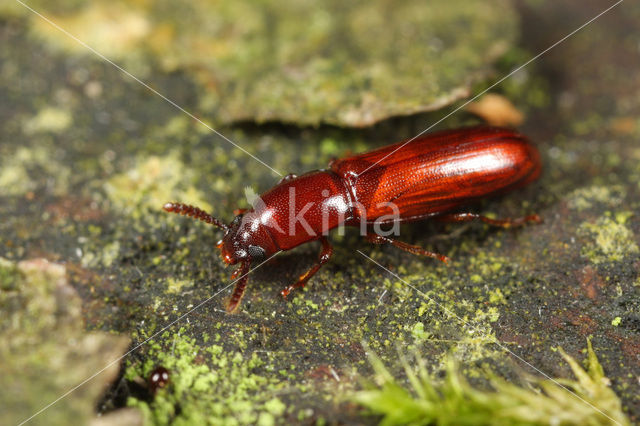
163 202 228 231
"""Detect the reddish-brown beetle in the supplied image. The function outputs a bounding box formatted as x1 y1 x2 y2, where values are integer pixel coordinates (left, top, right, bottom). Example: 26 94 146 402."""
164 126 541 312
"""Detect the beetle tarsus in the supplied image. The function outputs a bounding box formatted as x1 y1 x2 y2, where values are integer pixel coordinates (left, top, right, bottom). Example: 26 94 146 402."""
281 237 333 299
366 233 450 263
437 212 541 228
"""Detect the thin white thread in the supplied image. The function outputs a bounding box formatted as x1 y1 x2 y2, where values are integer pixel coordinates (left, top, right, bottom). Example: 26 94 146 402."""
356 0 625 178
357 250 622 425
14 0 283 177
17 252 279 426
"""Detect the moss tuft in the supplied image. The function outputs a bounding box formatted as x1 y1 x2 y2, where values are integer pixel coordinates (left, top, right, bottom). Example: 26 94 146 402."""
353 339 629 425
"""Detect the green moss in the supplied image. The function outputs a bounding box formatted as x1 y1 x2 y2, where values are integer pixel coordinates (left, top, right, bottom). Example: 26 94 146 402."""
353 339 629 425
411 322 431 341
578 213 639 264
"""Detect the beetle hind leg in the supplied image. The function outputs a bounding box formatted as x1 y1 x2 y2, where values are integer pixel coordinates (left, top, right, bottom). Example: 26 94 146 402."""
281 237 333 299
437 212 541 228
366 233 450 263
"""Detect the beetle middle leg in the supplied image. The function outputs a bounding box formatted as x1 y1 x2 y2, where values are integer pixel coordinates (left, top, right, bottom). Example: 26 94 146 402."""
437 212 541 228
281 237 333 298
366 233 450 263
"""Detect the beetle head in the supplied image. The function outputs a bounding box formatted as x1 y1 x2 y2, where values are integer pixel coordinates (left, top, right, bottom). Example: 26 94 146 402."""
163 202 277 313
217 211 276 265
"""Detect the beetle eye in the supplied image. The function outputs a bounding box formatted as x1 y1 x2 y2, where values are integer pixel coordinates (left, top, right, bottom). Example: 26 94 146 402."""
248 245 266 259
234 249 247 259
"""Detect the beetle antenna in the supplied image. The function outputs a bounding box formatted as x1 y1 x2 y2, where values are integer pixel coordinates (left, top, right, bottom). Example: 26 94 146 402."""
163 202 229 232
227 261 250 313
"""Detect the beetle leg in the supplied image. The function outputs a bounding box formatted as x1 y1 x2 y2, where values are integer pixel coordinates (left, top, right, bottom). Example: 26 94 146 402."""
226 261 251 313
366 233 450 263
281 237 333 299
437 212 541 228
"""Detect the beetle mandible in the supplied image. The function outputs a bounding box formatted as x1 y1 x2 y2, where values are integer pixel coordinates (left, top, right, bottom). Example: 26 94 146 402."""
164 126 541 312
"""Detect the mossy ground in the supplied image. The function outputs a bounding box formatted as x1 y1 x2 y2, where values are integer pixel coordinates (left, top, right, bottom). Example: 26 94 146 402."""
4 0 518 127
1 1 639 424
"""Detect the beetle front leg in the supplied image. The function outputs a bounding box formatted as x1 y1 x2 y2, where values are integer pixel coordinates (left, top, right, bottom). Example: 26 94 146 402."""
437 212 541 228
281 237 333 298
226 261 251 313
366 233 450 263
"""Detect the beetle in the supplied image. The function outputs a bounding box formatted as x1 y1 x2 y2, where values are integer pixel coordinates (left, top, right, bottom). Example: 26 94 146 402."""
148 366 170 394
164 126 541 312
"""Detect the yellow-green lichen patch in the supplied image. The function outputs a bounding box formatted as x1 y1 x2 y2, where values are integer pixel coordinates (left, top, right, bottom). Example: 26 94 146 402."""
165 277 192 295
125 334 292 425
0 257 131 425
103 151 212 219
22 105 73 134
30 1 151 63
361 248 518 369
20 0 517 126
353 339 629 426
566 185 625 211
578 212 639 264
0 146 72 196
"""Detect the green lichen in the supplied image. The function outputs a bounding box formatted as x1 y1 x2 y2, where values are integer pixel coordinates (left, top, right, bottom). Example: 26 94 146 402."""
0 258 130 425
165 277 192 295
125 334 293 425
0 257 21 291
566 185 625 211
22 106 73 134
353 339 629 426
578 212 639 264
21 0 518 126
103 151 212 218
0 146 71 196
